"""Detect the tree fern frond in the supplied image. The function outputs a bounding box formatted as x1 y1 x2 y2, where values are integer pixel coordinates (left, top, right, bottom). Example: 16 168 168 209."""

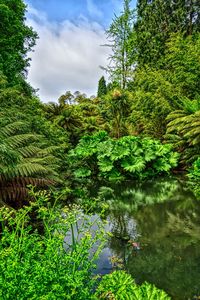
17 146 42 157
3 177 55 187
166 111 187 121
189 135 200 146
14 163 57 177
6 134 39 148
0 187 28 204
22 156 59 166
0 121 26 137
37 146 62 156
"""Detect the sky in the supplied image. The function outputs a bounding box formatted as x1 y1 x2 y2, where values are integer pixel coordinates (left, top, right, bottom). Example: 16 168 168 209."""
25 0 136 102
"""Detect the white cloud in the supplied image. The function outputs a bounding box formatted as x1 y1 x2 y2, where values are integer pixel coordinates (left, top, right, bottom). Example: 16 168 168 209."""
26 6 110 102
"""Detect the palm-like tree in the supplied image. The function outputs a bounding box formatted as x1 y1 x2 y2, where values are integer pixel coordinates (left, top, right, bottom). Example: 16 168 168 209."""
166 99 200 163
43 102 64 121
55 107 82 131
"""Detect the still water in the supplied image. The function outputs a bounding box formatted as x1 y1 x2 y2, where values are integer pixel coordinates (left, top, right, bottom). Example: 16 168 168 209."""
89 177 200 300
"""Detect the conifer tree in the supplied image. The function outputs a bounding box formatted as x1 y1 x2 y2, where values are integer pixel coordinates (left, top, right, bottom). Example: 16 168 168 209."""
97 76 107 97
104 0 136 89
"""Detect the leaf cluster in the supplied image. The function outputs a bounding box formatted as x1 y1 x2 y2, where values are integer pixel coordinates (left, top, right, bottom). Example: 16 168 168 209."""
95 270 171 299
69 131 179 181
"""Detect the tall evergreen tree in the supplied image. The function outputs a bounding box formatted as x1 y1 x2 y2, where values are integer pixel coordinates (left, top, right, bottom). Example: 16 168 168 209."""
0 0 38 86
104 0 136 89
97 76 107 97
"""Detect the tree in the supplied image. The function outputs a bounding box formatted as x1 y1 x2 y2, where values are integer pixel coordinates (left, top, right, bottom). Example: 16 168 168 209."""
135 0 200 67
97 76 107 97
104 0 136 89
0 0 38 86
102 89 132 138
129 33 200 138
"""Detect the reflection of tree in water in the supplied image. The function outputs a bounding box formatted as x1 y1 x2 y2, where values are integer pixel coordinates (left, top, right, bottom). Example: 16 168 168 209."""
107 213 138 265
96 178 200 300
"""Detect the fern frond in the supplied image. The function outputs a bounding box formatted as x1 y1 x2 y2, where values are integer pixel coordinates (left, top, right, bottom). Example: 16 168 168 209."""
37 146 61 156
0 121 26 137
6 134 39 148
0 120 62 206
22 156 59 166
17 146 42 157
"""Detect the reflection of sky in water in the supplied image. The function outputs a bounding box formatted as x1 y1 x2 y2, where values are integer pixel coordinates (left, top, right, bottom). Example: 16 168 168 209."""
64 211 140 275
94 247 113 275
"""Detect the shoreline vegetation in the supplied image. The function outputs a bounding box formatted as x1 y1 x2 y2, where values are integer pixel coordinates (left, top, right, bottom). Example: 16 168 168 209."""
0 0 200 299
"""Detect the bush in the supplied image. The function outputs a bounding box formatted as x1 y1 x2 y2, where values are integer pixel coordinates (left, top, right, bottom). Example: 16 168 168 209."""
95 271 171 299
69 131 179 181
0 191 106 300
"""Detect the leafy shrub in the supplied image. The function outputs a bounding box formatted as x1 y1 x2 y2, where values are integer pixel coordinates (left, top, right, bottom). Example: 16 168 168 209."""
95 271 171 299
188 158 200 180
0 191 106 300
69 131 179 181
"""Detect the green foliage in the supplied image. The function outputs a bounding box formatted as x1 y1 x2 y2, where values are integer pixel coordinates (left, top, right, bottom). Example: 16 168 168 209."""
95 271 171 299
0 75 69 152
130 33 200 138
166 99 200 164
135 0 200 67
167 107 200 147
100 89 132 138
0 0 38 87
69 132 179 181
129 68 174 137
97 76 107 97
44 91 106 142
187 158 200 198
104 0 136 88
164 34 200 100
0 190 106 299
188 158 200 180
0 119 61 206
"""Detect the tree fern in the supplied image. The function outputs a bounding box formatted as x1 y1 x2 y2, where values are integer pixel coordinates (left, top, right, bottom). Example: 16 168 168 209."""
166 100 200 163
0 121 61 207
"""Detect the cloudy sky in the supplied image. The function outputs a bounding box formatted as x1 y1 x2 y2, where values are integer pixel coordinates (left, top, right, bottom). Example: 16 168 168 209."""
25 0 136 102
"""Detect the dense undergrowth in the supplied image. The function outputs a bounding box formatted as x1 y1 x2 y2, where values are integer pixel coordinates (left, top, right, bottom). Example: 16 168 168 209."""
69 131 179 181
0 191 171 300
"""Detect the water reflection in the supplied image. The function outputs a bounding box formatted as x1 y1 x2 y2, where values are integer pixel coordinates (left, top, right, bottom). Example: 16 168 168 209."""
94 178 200 300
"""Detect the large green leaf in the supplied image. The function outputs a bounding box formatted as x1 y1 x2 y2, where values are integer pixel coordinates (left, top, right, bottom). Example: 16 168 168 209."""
121 157 146 173
74 167 92 178
98 158 114 173
110 143 130 161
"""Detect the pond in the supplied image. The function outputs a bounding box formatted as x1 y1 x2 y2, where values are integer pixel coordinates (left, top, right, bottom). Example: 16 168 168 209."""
89 177 200 300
